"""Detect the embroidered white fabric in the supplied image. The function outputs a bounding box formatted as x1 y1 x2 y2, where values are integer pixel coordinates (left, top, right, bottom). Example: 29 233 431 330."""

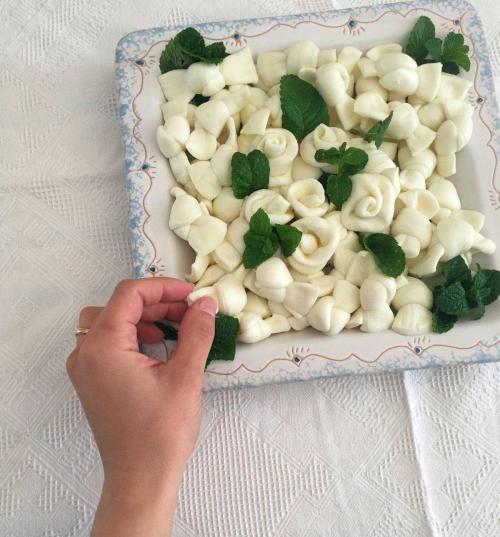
0 1 499 536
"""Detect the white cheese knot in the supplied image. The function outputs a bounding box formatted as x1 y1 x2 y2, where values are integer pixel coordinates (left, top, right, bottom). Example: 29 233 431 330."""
299 124 351 169
256 51 287 88
286 179 329 218
186 63 225 97
242 189 293 225
315 62 350 106
220 47 258 85
306 296 351 335
289 216 342 274
238 312 272 343
286 40 320 75
156 114 191 158
252 128 299 176
341 172 397 232
392 304 432 335
254 257 293 303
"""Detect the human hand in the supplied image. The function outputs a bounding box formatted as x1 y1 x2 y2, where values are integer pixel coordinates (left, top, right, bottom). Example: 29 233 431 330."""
66 278 216 537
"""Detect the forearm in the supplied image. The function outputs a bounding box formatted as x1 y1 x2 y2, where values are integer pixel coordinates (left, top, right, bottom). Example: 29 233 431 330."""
91 478 181 537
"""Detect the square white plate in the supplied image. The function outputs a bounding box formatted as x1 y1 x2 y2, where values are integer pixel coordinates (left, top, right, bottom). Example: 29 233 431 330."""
116 0 500 390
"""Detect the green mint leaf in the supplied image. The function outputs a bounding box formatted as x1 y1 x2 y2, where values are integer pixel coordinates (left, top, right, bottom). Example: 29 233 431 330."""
231 150 269 199
248 208 272 236
363 112 394 148
442 62 460 75
337 146 369 176
242 233 279 269
405 16 436 63
466 286 488 319
478 269 500 305
190 94 210 106
315 147 341 166
425 37 443 61
363 233 406 277
326 174 352 208
315 143 368 176
435 281 469 316
153 321 178 340
243 209 279 268
318 173 330 190
206 314 239 366
202 42 229 63
159 27 227 73
275 224 302 257
443 255 472 288
441 32 470 71
280 74 329 141
432 310 458 333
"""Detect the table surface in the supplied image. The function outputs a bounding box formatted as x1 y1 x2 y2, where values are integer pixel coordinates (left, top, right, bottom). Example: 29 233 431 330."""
1 1 499 536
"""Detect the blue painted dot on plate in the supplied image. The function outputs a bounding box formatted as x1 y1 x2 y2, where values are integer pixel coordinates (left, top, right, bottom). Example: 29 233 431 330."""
141 163 150 170
477 96 485 104
348 19 357 28
454 19 460 26
414 346 422 355
293 355 301 364
149 266 157 273
233 31 241 40
135 59 145 65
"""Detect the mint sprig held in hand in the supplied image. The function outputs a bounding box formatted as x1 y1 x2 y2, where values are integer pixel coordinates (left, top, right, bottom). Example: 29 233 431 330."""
361 233 406 277
154 314 239 368
231 150 270 199
431 255 500 333
404 16 470 74
280 74 329 141
159 27 228 74
242 209 302 269
315 142 369 208
363 112 394 148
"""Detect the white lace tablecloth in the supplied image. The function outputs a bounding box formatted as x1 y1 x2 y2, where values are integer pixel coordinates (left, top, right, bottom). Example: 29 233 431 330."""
1 1 499 535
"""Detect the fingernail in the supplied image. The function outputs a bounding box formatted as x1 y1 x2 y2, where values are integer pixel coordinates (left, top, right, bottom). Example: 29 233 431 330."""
196 297 217 317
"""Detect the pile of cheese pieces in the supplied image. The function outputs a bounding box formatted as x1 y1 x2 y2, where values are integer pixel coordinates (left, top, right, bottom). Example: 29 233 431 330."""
156 39 496 342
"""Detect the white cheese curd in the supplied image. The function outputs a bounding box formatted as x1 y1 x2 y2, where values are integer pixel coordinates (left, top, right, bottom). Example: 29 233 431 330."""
286 40 320 75
158 70 194 102
283 282 320 318
220 47 258 85
213 274 248 315
238 312 272 343
187 215 227 256
289 216 341 274
316 63 350 106
341 173 397 232
252 128 299 176
156 115 191 158
242 189 294 224
307 296 351 335
286 179 329 217
157 32 497 342
186 254 211 283
254 258 293 302
257 51 287 88
392 303 432 335
186 63 225 96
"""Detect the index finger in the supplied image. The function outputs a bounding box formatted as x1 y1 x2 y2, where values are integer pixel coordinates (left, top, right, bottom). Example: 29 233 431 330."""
96 278 193 333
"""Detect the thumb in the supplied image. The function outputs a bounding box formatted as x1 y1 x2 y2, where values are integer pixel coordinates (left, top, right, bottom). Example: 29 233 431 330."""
166 297 216 385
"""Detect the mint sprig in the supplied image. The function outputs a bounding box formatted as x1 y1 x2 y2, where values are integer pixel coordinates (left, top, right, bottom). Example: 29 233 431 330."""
404 16 470 74
231 150 270 199
280 74 329 141
315 142 368 208
361 233 406 277
159 27 228 74
243 209 302 268
155 314 239 367
206 314 240 365
431 256 500 333
363 112 393 148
